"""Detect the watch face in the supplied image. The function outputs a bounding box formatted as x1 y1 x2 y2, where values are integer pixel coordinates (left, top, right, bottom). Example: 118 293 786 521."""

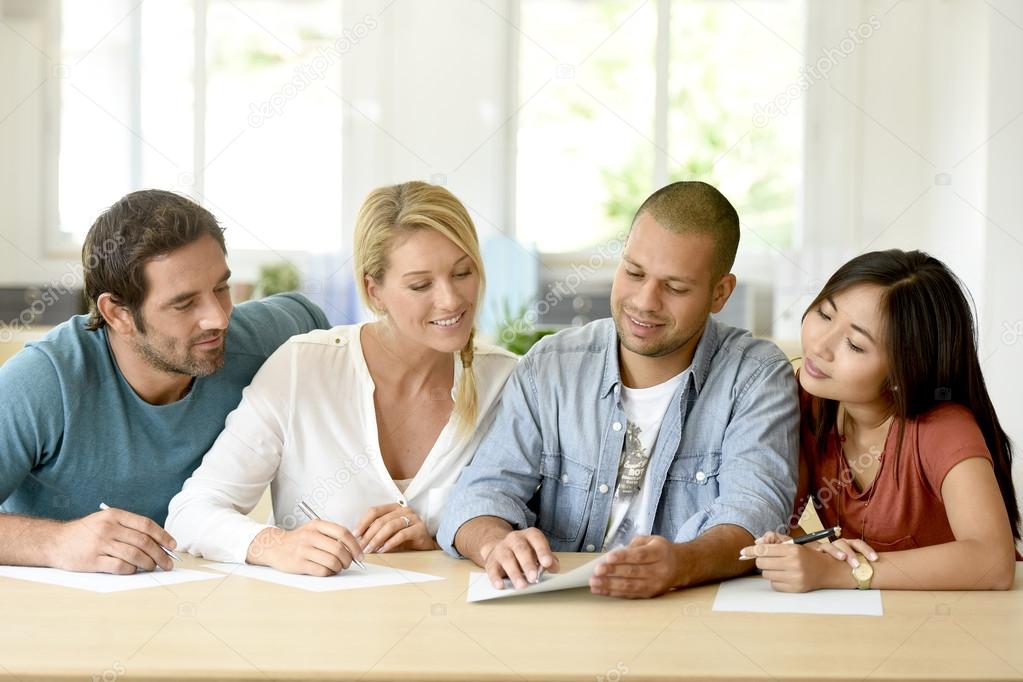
852 562 873 581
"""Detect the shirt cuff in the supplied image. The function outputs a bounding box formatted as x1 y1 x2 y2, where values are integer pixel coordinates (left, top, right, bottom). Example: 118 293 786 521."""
438 490 532 559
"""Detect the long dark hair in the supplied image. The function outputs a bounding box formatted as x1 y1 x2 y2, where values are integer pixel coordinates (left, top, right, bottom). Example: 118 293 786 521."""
803 249 1019 540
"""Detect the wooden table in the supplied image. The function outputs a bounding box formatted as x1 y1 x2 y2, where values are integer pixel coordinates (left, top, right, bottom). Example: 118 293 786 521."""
1 553 1021 681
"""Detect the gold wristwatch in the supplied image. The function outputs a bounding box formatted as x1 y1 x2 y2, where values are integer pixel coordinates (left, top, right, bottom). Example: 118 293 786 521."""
851 552 874 589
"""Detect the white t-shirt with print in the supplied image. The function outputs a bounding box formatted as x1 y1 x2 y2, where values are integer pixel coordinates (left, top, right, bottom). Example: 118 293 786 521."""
602 369 687 550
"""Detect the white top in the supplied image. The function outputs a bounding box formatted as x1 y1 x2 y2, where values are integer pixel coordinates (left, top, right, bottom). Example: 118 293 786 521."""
166 323 518 562
603 369 687 549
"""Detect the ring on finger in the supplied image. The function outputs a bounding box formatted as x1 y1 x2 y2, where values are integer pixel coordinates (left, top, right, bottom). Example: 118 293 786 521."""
401 515 411 528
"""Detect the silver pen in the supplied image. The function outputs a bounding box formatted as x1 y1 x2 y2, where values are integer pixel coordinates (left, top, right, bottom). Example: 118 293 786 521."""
98 502 181 561
296 500 367 570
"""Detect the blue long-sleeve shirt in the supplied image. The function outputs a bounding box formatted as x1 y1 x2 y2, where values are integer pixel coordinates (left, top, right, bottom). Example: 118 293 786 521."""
0 293 328 525
438 316 800 555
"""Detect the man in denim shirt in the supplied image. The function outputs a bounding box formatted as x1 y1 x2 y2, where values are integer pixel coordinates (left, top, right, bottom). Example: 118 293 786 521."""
438 181 799 599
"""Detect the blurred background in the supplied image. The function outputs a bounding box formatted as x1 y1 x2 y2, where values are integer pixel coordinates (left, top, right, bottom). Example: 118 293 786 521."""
0 0 1021 485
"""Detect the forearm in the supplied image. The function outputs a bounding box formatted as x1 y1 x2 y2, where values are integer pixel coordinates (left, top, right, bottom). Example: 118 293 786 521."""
0 514 63 567
453 516 514 567
864 539 1016 591
673 524 756 588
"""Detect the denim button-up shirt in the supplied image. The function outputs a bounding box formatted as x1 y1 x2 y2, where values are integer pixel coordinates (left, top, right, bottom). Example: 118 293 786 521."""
437 316 799 556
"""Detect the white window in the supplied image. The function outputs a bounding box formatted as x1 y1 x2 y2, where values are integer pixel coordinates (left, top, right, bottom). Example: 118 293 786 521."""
53 0 344 255
515 0 805 254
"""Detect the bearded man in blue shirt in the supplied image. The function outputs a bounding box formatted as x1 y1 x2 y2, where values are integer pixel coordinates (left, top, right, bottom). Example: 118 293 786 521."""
439 181 799 599
0 190 329 574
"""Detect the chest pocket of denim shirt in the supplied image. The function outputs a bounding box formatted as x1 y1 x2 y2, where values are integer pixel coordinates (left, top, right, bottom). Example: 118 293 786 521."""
663 451 722 530
538 453 594 543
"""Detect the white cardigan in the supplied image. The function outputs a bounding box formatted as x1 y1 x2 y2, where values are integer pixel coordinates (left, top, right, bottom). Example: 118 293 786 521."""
165 323 518 562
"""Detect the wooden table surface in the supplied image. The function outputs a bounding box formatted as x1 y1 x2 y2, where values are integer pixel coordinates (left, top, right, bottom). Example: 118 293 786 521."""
1 552 1021 681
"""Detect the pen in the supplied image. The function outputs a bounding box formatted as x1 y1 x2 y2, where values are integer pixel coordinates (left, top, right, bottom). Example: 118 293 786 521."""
98 502 181 561
296 500 367 570
738 526 842 560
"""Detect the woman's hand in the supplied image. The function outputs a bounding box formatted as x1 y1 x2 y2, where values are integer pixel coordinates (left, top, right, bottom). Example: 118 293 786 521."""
354 504 437 553
740 531 869 592
246 521 362 576
814 537 879 568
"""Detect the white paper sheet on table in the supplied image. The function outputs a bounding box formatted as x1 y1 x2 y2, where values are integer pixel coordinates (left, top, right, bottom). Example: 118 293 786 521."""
712 576 883 616
204 561 444 592
0 565 223 593
467 554 605 602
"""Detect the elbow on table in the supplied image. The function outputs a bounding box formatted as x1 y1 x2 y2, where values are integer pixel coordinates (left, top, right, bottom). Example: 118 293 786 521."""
983 551 1017 591
991 563 1016 591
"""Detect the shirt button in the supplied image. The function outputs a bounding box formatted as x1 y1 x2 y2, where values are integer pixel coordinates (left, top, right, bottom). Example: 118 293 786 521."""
598 484 609 494
561 474 569 484
612 422 623 432
695 471 706 482
397 499 407 507
586 544 596 552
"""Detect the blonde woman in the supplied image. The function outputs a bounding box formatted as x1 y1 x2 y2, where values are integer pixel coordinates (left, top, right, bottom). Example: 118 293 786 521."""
166 182 517 575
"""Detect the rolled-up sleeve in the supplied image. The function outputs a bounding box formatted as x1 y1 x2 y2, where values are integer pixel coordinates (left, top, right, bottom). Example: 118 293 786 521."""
436 357 546 558
694 357 799 540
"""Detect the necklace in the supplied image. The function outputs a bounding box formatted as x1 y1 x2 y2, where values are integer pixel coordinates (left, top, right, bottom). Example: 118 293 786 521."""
837 406 894 543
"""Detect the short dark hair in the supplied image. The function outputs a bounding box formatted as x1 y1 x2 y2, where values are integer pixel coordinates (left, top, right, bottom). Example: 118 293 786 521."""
82 190 227 332
632 181 740 278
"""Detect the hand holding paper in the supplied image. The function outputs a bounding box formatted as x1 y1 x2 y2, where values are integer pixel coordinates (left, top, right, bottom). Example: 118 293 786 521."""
589 535 680 599
468 554 605 602
483 527 561 590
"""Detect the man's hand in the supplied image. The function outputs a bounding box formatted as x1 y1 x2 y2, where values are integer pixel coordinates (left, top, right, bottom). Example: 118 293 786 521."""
589 535 680 599
483 527 561 590
246 520 363 577
50 508 177 574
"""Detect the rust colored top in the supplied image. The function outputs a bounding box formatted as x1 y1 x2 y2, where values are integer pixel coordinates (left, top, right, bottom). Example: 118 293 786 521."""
796 387 996 552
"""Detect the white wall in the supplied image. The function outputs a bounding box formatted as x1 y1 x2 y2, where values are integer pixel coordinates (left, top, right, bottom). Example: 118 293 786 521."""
0 0 69 286
796 0 1023 522
339 0 514 249
983 1 1023 517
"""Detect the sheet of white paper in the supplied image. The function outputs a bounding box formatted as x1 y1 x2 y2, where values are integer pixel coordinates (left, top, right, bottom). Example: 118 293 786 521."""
204 561 444 592
712 576 883 616
467 554 605 602
0 565 223 593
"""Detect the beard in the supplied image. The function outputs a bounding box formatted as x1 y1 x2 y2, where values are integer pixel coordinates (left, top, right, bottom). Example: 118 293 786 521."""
612 305 702 359
133 331 226 378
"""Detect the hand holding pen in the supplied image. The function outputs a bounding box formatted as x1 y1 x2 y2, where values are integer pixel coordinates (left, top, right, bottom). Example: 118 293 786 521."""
245 502 367 576
296 501 367 570
99 503 181 563
44 502 180 574
738 526 843 560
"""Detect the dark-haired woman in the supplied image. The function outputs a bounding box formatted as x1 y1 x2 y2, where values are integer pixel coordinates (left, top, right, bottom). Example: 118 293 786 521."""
740 249 1019 592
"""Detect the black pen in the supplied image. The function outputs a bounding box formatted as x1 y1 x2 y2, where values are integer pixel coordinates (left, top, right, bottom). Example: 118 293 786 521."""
738 526 841 560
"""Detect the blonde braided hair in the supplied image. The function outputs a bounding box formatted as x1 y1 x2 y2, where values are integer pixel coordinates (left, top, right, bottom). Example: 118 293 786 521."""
353 181 483 437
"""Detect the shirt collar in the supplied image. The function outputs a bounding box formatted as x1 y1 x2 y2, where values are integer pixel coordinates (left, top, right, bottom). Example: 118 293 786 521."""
600 316 720 399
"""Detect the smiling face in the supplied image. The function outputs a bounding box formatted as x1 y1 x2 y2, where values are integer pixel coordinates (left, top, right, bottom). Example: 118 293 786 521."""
366 228 480 354
130 233 233 377
610 212 734 371
800 284 890 404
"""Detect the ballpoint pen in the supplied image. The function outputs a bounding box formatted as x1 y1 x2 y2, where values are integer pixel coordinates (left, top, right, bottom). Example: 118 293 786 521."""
296 500 367 570
98 502 181 561
738 526 842 560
